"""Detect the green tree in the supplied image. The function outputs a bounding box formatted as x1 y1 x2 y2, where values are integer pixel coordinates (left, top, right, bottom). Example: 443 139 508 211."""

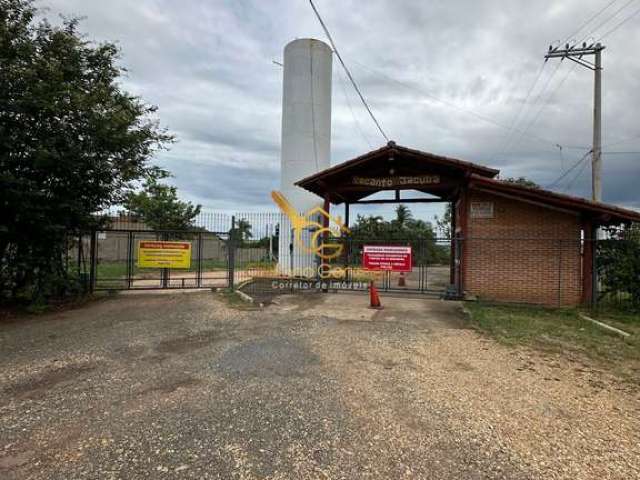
597 224 640 308
229 219 253 246
0 0 172 302
124 180 201 231
434 204 452 239
350 215 384 238
502 176 540 188
392 204 413 231
348 207 448 265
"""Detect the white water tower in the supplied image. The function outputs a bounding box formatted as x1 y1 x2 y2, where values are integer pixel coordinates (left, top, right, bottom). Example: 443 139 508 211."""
278 38 333 275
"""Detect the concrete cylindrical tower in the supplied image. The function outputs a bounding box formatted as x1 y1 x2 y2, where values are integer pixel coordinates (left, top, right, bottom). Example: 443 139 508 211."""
278 38 332 275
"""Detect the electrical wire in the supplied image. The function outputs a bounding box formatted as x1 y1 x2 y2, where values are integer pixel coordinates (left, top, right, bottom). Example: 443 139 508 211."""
564 155 591 191
336 69 374 150
602 151 640 154
497 61 548 154
562 0 619 43
598 3 640 39
602 133 640 147
308 0 389 142
349 58 569 150
501 61 562 154
546 150 592 189
580 0 637 41
505 62 577 155
501 1 625 164
508 2 627 160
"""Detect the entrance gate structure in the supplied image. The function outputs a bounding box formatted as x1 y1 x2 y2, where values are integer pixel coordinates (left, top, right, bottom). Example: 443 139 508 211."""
293 141 640 306
76 142 640 306
293 141 499 298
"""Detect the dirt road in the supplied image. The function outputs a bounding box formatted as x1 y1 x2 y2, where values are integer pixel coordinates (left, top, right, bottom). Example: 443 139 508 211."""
1 292 638 479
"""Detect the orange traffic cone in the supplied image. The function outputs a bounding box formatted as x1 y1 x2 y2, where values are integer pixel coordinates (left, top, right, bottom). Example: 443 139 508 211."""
398 272 406 287
369 281 383 309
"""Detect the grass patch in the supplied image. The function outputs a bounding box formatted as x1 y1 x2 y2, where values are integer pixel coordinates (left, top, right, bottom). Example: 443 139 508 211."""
466 302 640 383
94 259 280 281
216 289 260 310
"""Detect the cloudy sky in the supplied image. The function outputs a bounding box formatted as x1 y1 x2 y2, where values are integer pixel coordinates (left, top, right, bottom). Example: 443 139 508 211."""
43 0 640 221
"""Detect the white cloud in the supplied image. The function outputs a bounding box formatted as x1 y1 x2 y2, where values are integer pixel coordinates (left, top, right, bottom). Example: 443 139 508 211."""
42 0 640 214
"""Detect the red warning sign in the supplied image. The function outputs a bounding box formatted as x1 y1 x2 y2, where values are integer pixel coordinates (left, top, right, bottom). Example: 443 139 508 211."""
362 245 412 272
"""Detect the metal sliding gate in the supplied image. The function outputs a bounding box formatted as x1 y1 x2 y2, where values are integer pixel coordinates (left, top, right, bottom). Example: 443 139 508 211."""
342 237 454 294
82 229 232 291
73 220 455 297
236 235 456 298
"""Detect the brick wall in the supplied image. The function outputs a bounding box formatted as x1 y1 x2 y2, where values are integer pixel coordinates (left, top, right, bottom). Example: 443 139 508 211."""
464 190 583 306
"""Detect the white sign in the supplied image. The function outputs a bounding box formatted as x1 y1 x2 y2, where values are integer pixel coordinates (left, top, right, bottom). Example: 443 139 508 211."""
470 202 494 219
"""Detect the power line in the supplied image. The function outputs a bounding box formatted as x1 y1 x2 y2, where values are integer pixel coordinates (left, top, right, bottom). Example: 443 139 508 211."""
587 0 637 38
563 0 620 43
565 156 590 191
501 0 618 152
546 150 592 189
335 68 374 149
505 62 577 155
349 58 572 151
502 62 562 153
503 2 619 156
497 61 547 154
543 41 605 202
598 3 640 39
308 0 389 142
602 133 640 147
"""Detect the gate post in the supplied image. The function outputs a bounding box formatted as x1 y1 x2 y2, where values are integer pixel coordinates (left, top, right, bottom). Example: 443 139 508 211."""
88 229 97 294
454 235 463 297
197 232 203 288
228 216 236 290
127 231 133 289
161 232 169 289
592 230 599 306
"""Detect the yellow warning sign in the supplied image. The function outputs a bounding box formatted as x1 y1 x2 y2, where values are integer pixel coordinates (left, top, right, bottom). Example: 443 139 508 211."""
137 241 191 269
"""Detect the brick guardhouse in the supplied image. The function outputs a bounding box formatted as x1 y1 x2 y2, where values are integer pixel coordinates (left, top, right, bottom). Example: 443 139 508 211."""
295 141 640 307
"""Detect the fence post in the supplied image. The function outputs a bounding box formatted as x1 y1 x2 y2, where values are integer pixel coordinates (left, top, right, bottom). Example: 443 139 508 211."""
127 231 133 289
592 233 599 307
557 239 562 307
228 216 236 290
197 232 203 288
89 230 97 294
161 232 169 289
454 235 463 297
421 239 427 293
77 233 83 278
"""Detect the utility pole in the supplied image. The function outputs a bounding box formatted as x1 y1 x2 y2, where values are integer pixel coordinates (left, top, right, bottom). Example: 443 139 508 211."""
592 48 602 203
545 42 605 202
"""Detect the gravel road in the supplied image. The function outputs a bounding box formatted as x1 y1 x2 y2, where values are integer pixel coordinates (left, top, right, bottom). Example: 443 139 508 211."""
1 291 638 479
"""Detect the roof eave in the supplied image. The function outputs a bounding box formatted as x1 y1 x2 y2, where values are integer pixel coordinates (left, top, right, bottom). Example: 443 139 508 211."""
295 143 500 190
469 175 640 224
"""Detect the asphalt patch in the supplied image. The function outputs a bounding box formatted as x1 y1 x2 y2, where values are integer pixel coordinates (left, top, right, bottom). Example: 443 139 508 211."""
216 336 318 378
156 330 222 354
4 362 97 400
